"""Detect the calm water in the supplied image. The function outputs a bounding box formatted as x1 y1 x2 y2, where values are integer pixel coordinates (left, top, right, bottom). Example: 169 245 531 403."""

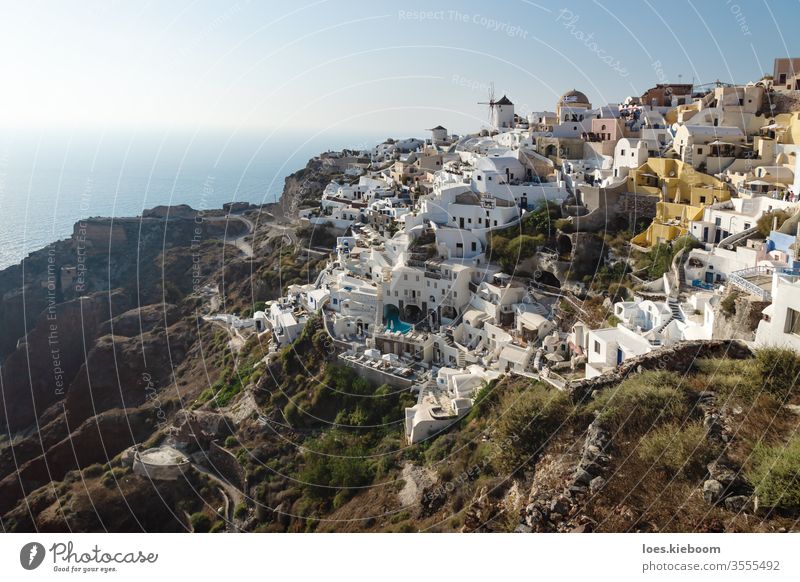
0 127 386 269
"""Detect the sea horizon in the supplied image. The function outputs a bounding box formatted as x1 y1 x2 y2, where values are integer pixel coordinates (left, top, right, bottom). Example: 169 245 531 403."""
0 126 396 270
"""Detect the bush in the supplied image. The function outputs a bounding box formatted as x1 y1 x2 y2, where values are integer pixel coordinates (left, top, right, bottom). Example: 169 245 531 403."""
637 421 717 478
720 292 739 316
82 463 104 478
493 383 572 474
754 347 800 400
587 371 688 433
190 512 212 533
234 503 248 519
555 218 574 233
224 436 239 448
756 209 791 237
749 436 800 512
692 358 761 404
299 431 374 500
100 467 127 488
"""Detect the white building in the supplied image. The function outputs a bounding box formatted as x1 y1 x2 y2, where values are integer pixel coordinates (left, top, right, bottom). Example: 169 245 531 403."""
490 95 515 131
755 270 800 350
404 365 499 443
584 325 654 378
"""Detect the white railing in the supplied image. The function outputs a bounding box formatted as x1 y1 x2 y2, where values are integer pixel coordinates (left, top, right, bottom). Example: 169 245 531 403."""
728 266 773 300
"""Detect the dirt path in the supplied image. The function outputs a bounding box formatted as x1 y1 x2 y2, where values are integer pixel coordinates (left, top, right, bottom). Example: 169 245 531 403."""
398 462 436 508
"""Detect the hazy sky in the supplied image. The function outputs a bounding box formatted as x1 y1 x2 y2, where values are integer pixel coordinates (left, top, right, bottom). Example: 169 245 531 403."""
1 0 798 136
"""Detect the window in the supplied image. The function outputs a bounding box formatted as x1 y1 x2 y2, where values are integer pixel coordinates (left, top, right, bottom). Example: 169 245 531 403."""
620 149 625 156
785 308 800 335
471 242 477 251
476 175 482 181
744 222 751 230
699 196 706 204
697 148 703 155
593 340 601 354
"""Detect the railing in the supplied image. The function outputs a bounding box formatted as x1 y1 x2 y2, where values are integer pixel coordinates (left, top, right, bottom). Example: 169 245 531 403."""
728 266 773 300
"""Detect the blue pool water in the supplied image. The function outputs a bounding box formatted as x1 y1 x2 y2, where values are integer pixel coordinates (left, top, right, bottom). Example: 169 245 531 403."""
384 312 412 334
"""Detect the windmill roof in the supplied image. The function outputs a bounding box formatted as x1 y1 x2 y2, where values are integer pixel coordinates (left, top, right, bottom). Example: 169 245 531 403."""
495 95 513 105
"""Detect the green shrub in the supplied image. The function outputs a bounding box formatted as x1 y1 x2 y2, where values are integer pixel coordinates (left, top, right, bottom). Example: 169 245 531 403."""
82 463 104 478
720 292 739 316
756 209 791 237
234 503 248 519
749 436 800 512
493 383 572 473
100 467 127 488
299 431 374 500
637 421 717 478
555 218 574 233
190 512 212 533
692 358 761 403
754 347 800 400
224 436 239 448
587 371 688 433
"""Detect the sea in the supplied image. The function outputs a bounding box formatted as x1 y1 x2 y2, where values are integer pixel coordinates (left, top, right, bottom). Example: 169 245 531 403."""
0 127 389 270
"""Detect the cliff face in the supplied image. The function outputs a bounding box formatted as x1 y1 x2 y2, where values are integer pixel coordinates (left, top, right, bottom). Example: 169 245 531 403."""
0 169 337 530
277 156 348 217
0 203 254 526
0 290 130 433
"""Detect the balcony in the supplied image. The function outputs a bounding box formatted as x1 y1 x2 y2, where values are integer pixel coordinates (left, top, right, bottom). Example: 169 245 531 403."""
728 266 775 301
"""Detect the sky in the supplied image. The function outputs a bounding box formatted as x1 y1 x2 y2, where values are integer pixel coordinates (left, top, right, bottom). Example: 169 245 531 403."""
0 0 799 137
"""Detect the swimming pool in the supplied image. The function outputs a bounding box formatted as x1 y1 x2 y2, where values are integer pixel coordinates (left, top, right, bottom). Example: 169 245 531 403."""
384 312 412 333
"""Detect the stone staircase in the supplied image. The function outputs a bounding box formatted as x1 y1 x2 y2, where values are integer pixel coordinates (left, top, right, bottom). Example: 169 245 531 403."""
668 299 685 322
651 299 685 336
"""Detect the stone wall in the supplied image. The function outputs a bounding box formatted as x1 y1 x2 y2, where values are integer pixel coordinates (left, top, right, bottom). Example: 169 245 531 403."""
568 339 753 402
337 356 414 388
618 191 659 229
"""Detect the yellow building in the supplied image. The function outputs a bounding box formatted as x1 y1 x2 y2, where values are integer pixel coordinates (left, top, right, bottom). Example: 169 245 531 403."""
629 158 731 248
